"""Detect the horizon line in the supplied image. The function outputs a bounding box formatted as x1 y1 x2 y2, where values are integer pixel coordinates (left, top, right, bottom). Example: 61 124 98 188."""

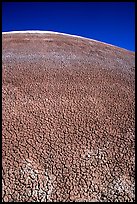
2 30 133 52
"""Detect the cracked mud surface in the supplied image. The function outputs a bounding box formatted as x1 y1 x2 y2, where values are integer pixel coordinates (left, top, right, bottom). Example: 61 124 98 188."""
2 33 135 202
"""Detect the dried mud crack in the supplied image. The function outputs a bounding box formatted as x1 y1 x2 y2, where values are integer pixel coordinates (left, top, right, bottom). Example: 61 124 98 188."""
2 32 135 202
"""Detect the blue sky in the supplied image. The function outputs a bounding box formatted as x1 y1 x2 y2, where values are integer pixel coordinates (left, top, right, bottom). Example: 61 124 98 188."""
2 2 135 51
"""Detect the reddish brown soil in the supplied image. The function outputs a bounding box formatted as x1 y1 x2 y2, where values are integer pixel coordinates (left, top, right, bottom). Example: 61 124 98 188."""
2 33 135 202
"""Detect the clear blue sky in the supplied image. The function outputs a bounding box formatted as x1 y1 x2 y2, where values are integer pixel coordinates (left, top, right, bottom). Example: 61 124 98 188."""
2 2 135 51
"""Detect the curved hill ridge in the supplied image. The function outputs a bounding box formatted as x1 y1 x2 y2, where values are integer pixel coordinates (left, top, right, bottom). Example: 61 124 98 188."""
2 32 135 202
2 30 132 51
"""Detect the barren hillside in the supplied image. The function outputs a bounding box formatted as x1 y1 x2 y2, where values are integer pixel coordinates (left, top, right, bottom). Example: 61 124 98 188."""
2 31 135 202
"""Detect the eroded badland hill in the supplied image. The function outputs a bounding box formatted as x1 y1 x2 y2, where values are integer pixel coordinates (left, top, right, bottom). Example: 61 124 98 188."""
2 32 135 202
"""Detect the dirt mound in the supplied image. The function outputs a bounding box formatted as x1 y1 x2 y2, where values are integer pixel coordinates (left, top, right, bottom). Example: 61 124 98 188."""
2 32 135 202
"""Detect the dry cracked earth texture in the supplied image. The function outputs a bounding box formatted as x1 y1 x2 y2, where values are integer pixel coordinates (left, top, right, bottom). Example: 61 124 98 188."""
2 33 135 202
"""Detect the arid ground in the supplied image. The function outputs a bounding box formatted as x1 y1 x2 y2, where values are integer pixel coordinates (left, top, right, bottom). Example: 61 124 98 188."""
2 32 135 202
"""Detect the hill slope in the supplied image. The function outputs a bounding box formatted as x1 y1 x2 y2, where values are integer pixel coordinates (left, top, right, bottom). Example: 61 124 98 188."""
2 31 135 202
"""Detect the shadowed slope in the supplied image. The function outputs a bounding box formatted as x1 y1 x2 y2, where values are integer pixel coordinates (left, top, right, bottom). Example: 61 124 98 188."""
2 32 135 202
